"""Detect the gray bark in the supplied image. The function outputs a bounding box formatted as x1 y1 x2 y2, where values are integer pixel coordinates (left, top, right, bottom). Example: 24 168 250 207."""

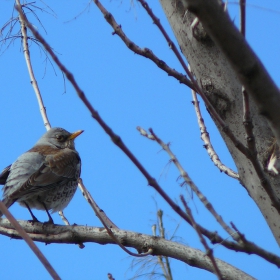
0 219 255 280
159 0 280 245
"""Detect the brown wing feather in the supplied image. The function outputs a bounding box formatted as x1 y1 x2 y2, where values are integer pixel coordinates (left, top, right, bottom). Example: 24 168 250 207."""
10 149 81 200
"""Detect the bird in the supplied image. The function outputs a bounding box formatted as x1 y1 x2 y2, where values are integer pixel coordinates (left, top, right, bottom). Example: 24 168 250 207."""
0 127 83 224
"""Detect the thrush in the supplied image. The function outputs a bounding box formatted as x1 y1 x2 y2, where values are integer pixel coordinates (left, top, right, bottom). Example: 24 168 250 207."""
0 127 83 223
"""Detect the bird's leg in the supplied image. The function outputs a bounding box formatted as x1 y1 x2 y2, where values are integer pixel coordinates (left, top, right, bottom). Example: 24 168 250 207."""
36 196 54 224
24 202 40 223
41 201 54 224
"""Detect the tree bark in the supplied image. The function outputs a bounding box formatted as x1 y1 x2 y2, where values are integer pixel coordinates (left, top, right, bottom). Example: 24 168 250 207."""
0 219 255 280
159 0 280 245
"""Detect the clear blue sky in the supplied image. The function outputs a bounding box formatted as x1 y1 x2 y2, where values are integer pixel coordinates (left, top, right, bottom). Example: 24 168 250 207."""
0 1 280 279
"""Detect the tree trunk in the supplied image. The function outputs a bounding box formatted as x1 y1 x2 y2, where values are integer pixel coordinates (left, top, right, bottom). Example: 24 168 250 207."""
159 0 280 245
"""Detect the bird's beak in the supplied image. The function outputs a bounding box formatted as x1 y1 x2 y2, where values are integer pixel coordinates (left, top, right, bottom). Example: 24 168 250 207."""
68 130 84 140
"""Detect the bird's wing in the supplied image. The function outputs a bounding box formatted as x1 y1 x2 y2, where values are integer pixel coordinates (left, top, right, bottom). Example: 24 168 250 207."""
0 165 11 185
3 152 45 198
4 149 81 200
30 148 81 187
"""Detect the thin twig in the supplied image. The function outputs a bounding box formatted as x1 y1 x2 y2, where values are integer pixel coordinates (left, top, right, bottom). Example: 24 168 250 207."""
78 179 152 257
240 1 257 156
147 127 240 242
58 211 85 249
242 88 257 155
191 90 239 179
239 0 246 37
180 196 224 280
92 0 194 90
239 1 257 159
78 179 118 229
156 211 169 279
0 202 61 280
157 210 173 280
107 273 115 280
16 0 51 130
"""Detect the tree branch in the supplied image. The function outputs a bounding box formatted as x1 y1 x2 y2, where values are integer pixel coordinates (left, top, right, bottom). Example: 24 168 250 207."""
191 89 239 179
0 202 61 280
16 1 51 130
92 0 194 90
0 219 256 280
137 127 280 267
182 0 280 147
180 196 223 280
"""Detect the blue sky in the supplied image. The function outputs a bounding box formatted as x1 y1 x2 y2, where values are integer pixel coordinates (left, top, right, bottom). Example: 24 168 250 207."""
0 0 280 279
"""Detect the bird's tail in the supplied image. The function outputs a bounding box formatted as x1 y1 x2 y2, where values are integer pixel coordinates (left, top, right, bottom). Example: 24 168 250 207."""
0 198 14 217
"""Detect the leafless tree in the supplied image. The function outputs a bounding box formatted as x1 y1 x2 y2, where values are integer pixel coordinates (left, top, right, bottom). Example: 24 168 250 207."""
1 1 280 279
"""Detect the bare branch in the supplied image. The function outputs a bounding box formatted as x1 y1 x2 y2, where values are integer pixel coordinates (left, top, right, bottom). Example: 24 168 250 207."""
157 210 173 280
239 1 258 162
242 88 257 156
0 219 256 280
58 211 85 249
16 0 51 130
0 203 61 280
92 0 194 90
79 179 153 257
148 128 240 241
78 179 118 229
191 89 239 179
180 196 224 280
137 127 280 267
239 0 246 37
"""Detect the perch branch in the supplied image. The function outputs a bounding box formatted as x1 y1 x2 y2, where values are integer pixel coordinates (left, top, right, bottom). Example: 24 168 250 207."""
0 219 256 280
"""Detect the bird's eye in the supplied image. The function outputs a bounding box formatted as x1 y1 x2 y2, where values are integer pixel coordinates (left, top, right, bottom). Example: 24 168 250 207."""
55 135 64 141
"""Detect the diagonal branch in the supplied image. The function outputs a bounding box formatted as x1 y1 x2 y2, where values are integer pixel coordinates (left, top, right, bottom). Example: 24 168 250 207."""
17 1 51 130
0 202 61 280
191 90 239 179
137 127 280 267
147 127 239 241
93 0 194 90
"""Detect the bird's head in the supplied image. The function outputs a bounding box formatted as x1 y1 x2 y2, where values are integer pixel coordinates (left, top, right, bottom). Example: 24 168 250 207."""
36 127 84 149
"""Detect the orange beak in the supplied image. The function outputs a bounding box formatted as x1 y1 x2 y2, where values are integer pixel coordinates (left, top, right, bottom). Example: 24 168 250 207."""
68 130 84 140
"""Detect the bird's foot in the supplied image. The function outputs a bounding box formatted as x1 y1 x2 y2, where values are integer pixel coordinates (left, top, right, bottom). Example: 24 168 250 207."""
43 216 54 225
28 217 41 224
